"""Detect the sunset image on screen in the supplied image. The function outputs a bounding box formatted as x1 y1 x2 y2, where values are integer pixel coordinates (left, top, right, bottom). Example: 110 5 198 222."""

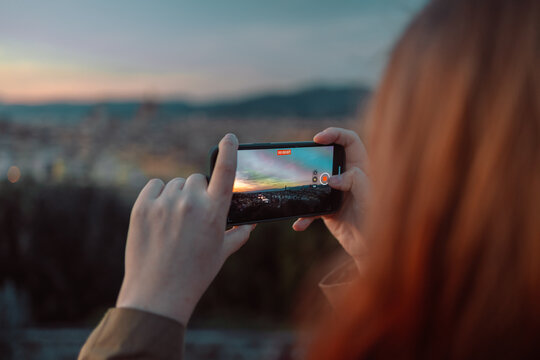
233 146 333 192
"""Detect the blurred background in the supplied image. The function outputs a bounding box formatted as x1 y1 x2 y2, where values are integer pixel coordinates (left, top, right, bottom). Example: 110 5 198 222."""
0 0 425 358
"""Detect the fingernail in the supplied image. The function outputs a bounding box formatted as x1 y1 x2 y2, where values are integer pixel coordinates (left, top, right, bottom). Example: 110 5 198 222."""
329 175 342 186
223 133 238 145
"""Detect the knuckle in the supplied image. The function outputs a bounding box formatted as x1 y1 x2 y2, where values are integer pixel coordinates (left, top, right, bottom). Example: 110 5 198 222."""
220 185 234 197
167 177 186 190
178 195 198 214
148 178 164 187
216 163 235 177
185 173 207 189
170 177 185 184
151 201 168 218
350 167 363 177
345 129 360 139
349 167 367 185
131 203 148 219
188 173 206 183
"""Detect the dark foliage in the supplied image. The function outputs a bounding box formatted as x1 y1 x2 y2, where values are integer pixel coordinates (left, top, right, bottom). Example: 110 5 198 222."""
0 180 129 325
0 181 339 328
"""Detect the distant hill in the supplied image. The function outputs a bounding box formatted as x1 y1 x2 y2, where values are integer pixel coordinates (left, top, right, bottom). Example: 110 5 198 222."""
190 85 370 118
0 85 370 124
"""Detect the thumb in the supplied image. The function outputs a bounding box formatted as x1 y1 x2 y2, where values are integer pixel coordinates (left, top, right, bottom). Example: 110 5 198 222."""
328 167 368 194
223 224 256 258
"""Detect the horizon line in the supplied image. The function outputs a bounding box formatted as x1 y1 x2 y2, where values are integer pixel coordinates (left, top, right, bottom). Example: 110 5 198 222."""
0 82 370 106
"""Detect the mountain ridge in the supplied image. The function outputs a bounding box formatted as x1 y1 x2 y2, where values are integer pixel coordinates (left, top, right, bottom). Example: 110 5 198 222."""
0 85 370 124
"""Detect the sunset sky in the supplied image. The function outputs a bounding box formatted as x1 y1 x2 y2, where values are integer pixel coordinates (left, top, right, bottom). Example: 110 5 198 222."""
0 0 425 103
233 146 333 192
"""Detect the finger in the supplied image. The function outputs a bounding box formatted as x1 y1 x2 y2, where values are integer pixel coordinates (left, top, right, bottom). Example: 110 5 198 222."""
207 133 238 203
313 127 368 170
183 173 208 194
223 224 256 258
328 167 367 194
161 177 186 198
292 217 317 231
134 179 165 206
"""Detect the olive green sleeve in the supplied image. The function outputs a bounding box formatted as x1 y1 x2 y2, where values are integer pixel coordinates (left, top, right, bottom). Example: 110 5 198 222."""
78 307 185 360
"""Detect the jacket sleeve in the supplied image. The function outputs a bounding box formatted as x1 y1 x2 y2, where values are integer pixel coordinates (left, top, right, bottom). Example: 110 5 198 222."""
78 259 359 360
78 307 185 360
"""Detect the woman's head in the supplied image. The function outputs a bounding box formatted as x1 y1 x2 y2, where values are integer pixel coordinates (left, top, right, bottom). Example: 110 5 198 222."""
309 0 539 358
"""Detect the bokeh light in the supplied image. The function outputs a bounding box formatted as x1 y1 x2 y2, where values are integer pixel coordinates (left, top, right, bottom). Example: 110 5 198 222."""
7 166 21 183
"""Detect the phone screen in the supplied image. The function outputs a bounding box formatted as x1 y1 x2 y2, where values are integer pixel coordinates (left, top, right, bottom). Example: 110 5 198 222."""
227 144 341 224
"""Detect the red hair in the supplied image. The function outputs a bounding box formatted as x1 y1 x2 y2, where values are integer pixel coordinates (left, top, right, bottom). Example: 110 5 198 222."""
307 0 540 358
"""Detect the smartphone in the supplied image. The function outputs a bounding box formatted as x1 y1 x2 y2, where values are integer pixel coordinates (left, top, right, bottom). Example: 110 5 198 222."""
209 141 345 225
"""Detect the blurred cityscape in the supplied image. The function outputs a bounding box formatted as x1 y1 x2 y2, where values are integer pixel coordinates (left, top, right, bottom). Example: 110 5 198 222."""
0 86 368 190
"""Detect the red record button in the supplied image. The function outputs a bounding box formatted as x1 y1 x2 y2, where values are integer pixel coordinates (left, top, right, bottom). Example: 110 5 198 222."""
320 172 330 185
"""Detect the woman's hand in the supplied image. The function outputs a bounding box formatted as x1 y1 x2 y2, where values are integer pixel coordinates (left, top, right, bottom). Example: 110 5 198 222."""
116 133 255 326
293 127 370 264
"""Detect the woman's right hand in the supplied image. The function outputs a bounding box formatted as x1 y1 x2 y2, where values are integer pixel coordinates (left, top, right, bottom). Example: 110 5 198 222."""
116 133 255 326
293 127 370 264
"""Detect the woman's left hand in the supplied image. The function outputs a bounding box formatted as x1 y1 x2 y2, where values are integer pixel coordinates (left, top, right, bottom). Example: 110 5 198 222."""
116 133 255 326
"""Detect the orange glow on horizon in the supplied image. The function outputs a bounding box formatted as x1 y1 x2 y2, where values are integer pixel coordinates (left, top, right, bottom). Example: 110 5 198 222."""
233 179 264 192
232 178 303 193
0 60 216 104
0 55 281 104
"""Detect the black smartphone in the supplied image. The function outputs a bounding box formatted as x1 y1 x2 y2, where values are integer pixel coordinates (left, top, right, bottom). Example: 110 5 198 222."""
209 141 345 226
